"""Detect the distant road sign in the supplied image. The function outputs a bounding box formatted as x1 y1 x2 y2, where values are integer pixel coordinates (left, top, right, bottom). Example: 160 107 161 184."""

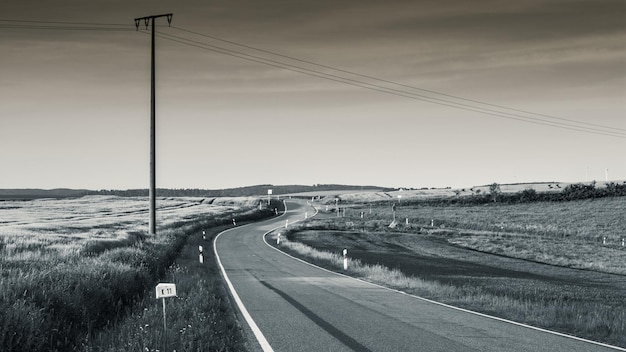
156 283 176 299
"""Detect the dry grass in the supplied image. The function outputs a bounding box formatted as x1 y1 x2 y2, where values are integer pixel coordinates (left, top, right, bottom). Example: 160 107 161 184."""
327 197 626 274
316 181 620 204
0 195 261 352
275 196 626 347
275 235 626 347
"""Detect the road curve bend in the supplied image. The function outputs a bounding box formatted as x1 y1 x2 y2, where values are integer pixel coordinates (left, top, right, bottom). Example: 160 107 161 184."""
214 200 622 352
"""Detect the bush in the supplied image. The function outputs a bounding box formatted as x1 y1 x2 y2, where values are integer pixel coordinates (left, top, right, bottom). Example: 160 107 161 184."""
561 182 597 200
519 188 538 202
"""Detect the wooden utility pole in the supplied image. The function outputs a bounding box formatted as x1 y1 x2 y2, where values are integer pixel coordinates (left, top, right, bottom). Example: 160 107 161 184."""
135 14 172 235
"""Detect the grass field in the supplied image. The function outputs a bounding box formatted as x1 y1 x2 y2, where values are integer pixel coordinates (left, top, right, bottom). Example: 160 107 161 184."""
311 181 618 204
272 195 626 348
0 195 265 352
327 196 626 274
82 223 250 352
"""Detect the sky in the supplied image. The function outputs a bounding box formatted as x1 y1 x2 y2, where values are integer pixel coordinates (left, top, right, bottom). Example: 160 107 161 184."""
1 0 625 190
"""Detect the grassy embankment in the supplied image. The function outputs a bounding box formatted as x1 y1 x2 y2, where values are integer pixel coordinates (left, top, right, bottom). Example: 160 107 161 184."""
0 196 278 352
82 223 248 352
382 196 626 274
273 196 626 347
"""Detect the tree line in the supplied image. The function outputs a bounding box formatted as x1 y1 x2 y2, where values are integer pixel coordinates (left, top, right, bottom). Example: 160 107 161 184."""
407 181 626 206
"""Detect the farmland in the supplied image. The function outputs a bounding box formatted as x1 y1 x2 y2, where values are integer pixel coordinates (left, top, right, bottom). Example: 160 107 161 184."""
0 195 266 352
273 194 626 347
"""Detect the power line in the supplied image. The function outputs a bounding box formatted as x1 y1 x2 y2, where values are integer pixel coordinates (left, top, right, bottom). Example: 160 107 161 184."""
157 30 626 138
146 29 626 139
170 26 626 135
0 19 130 26
3 19 621 138
0 19 134 31
0 24 134 31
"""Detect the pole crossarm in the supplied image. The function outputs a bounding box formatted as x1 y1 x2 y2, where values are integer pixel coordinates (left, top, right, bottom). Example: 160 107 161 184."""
134 14 173 30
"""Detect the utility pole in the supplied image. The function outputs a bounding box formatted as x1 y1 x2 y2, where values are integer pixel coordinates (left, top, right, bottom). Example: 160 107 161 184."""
135 13 172 235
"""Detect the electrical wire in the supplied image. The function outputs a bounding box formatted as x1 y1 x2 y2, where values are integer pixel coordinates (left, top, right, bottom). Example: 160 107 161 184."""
141 29 626 139
0 25 134 31
0 19 134 31
169 26 626 135
0 19 130 26
2 19 622 138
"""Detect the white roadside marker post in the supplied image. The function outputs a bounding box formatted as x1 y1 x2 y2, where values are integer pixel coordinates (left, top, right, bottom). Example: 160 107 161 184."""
277 233 281 245
233 218 237 226
199 245 204 264
202 230 206 241
343 248 348 270
156 283 177 351
285 220 289 228
305 212 308 219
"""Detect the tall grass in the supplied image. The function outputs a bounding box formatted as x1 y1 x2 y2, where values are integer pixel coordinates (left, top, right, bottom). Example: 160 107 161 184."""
275 235 626 347
83 226 248 352
0 196 272 352
317 197 626 274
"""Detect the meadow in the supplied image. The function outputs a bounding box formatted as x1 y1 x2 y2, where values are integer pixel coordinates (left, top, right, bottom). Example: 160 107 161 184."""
273 195 626 347
314 194 626 274
364 196 626 274
0 195 265 352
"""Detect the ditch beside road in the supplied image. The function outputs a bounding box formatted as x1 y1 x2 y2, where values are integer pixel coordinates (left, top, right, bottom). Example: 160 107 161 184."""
282 227 626 348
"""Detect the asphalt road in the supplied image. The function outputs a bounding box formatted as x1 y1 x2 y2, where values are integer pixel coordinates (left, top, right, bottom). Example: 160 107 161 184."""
214 200 622 352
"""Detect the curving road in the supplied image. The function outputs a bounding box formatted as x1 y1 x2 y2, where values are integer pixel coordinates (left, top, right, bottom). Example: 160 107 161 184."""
214 200 622 352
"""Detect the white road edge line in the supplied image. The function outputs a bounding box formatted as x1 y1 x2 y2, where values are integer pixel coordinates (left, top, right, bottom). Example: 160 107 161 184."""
212 202 295 352
214 216 284 352
263 201 626 352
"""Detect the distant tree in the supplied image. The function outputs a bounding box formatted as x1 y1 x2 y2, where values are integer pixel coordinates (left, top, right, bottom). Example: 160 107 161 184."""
489 183 501 202
562 182 596 200
519 188 537 202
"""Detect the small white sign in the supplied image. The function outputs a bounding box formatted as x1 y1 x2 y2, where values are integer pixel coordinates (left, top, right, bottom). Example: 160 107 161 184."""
156 283 177 299
268 189 273 195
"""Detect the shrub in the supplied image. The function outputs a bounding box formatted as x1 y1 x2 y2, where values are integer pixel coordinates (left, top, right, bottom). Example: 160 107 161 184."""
519 188 538 202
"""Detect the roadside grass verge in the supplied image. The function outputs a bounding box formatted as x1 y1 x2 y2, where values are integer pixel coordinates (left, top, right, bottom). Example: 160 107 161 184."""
318 197 626 275
82 224 248 352
82 200 283 351
0 196 276 352
272 231 626 348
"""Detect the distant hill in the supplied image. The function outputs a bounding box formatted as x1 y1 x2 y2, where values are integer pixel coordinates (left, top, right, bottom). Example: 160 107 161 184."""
90 184 384 198
0 184 384 200
0 188 91 200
